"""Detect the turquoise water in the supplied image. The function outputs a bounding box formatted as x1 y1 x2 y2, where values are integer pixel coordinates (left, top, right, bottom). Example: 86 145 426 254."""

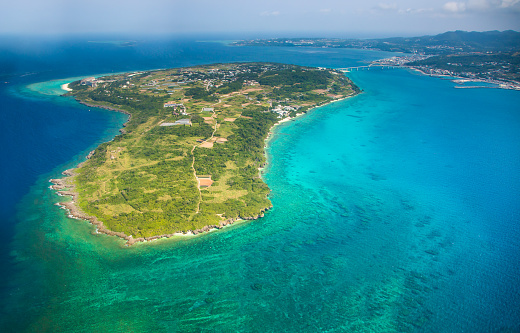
265 68 520 331
1 38 519 332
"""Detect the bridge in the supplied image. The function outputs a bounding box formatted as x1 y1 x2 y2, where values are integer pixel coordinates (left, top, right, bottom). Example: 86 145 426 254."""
338 65 399 72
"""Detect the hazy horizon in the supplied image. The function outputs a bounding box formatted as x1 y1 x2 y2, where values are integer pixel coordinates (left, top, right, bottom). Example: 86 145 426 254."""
0 29 518 42
1 0 519 38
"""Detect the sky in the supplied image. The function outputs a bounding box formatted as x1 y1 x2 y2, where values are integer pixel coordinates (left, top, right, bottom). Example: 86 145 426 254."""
0 0 519 37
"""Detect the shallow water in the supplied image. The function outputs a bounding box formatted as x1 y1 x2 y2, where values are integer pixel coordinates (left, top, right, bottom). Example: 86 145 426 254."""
1 38 519 332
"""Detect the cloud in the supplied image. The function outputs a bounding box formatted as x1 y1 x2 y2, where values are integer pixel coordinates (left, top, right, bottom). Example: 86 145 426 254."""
443 0 520 13
319 8 332 13
398 7 434 14
377 3 398 11
497 0 520 9
260 11 280 16
442 1 467 12
373 3 433 15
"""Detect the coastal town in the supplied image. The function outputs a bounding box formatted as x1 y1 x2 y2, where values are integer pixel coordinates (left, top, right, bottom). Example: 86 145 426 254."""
368 55 520 90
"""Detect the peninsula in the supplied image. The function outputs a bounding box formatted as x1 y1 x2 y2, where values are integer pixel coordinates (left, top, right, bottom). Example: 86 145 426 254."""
51 63 359 244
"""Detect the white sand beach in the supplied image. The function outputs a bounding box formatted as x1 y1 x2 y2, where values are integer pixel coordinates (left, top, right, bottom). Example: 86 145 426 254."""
61 83 72 92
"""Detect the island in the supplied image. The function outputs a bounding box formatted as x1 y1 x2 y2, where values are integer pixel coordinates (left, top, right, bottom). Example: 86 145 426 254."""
50 63 360 244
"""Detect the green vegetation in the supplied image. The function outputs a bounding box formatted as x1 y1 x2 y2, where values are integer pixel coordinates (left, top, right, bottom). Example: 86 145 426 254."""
66 63 358 238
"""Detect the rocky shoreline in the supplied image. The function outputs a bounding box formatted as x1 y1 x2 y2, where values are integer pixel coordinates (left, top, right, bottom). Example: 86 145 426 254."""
50 169 269 245
75 99 132 133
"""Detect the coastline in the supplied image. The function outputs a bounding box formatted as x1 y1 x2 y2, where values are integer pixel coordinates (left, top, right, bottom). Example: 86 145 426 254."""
261 93 358 175
75 100 133 134
50 78 357 246
407 66 464 80
405 66 519 90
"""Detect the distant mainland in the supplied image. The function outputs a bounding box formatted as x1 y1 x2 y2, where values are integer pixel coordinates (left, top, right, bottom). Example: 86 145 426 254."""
233 30 520 89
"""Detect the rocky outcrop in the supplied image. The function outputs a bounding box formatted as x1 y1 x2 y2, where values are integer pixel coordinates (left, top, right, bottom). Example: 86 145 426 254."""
86 150 95 159
50 173 139 245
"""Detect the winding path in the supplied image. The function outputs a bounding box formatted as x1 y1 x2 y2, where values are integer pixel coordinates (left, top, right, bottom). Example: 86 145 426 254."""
190 105 219 215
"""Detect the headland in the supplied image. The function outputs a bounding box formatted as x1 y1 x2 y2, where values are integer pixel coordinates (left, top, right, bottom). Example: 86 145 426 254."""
51 63 360 245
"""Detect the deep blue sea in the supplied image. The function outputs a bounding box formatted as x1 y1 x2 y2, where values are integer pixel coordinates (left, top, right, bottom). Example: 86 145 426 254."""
0 36 519 332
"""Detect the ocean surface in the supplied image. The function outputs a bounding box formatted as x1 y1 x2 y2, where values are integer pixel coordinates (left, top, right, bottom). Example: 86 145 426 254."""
0 36 519 332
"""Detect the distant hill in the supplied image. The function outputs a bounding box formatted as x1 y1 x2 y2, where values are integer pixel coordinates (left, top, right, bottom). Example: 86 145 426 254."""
377 30 520 53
